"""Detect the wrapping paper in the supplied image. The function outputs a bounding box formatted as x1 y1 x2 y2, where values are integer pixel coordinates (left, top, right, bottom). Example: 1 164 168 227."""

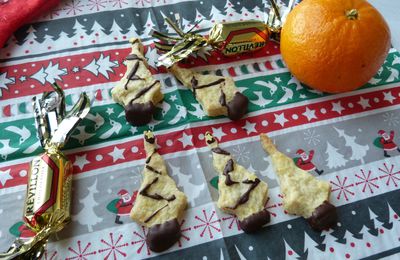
0 0 400 259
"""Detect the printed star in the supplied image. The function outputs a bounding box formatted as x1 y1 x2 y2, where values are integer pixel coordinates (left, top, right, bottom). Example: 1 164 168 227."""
274 113 288 127
109 146 125 162
178 132 193 148
74 154 90 170
242 121 257 135
169 95 177 102
72 66 80 73
274 77 282 83
302 107 317 121
129 126 137 135
357 97 371 109
383 91 395 104
0 169 12 187
19 76 26 82
211 127 226 140
106 107 114 115
331 101 345 114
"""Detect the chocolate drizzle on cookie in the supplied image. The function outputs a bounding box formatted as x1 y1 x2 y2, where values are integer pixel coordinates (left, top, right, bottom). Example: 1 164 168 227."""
145 150 157 164
228 178 260 209
190 75 248 120
124 61 144 90
211 148 230 155
144 132 156 144
144 204 168 223
307 200 338 231
145 165 162 175
139 177 176 201
131 80 159 102
223 159 238 185
126 54 143 61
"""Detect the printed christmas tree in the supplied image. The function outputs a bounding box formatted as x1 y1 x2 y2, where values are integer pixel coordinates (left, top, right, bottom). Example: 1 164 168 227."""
224 0 239 20
142 11 156 37
209 5 226 23
72 19 86 36
194 9 213 29
72 179 102 232
304 231 323 258
334 127 369 164
109 19 123 38
325 142 348 169
159 11 177 34
124 22 139 37
23 26 38 45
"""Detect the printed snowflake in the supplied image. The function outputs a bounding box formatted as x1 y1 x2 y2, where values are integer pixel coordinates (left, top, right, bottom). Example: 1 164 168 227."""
87 0 107 11
330 176 355 201
378 163 400 187
98 233 129 259
232 145 250 164
177 219 192 247
66 240 97 260
264 197 283 217
222 214 241 231
109 0 128 8
303 129 320 146
383 112 400 127
131 226 151 256
135 0 151 6
355 169 379 194
63 0 85 15
43 250 58 260
45 7 62 19
193 209 221 239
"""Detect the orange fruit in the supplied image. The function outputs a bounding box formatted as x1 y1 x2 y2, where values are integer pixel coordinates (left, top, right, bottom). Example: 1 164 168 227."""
280 0 391 93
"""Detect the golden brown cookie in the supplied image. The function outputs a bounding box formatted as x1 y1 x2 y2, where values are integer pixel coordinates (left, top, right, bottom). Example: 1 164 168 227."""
260 134 337 231
130 131 187 252
205 132 270 233
169 65 248 120
112 38 163 126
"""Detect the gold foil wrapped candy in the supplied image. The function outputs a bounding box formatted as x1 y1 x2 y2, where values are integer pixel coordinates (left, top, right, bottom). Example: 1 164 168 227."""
0 84 90 260
152 0 295 67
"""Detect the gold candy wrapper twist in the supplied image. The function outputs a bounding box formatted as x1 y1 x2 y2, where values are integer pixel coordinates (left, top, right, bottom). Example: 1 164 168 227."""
0 84 91 259
152 0 295 67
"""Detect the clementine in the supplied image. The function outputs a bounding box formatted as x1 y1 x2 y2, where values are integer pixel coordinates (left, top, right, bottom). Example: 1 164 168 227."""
280 0 391 93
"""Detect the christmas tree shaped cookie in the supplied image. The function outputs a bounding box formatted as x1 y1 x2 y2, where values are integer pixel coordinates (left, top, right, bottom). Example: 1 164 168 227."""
130 131 187 252
112 38 163 126
205 132 270 233
260 134 338 231
169 65 248 120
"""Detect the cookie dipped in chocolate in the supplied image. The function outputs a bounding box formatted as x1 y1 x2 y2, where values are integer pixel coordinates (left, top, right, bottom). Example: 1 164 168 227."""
111 38 163 127
307 201 338 231
226 92 248 121
146 218 181 252
239 209 270 233
125 101 155 126
130 131 187 253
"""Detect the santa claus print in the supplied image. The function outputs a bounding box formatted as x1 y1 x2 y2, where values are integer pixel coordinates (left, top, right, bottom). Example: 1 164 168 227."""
106 189 137 224
374 130 400 157
294 149 324 175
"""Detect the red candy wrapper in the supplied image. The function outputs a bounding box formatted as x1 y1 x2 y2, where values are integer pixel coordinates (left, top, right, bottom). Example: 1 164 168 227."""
0 0 60 48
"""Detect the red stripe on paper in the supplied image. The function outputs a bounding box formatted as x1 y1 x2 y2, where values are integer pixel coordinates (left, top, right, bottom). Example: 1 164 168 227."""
0 41 280 100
